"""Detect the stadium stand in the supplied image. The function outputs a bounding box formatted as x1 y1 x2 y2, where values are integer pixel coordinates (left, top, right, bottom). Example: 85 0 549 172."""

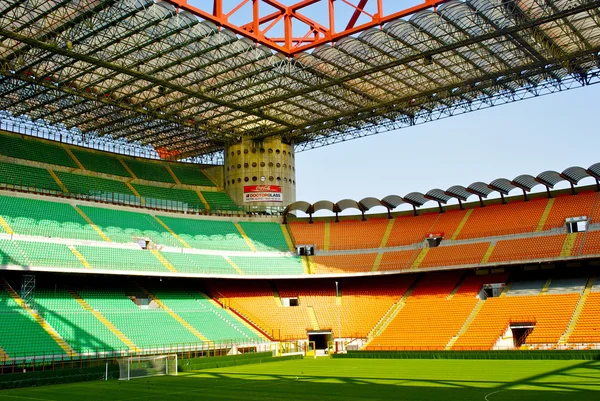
131 183 204 211
0 133 77 168
76 206 178 246
168 164 215 187
228 255 304 276
156 216 249 251
55 171 135 200
457 198 549 239
328 219 389 250
74 246 170 273
70 149 131 177
378 250 418 271
123 159 175 183
160 253 238 275
0 195 102 241
419 243 491 268
288 221 325 250
238 222 290 252
488 235 566 263
312 254 378 274
543 192 599 230
0 161 61 192
386 210 466 247
569 292 600 343
201 191 239 210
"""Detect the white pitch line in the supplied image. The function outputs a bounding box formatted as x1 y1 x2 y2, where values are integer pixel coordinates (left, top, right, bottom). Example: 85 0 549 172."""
0 395 57 401
484 389 506 401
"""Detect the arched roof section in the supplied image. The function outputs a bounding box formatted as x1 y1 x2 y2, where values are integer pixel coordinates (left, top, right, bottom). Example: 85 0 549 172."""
561 166 590 184
536 170 565 188
285 201 312 214
336 199 361 212
381 195 405 209
403 192 429 207
512 174 541 191
467 182 494 198
445 185 472 201
425 189 452 204
489 178 518 195
359 197 384 211
313 200 336 213
588 162 600 179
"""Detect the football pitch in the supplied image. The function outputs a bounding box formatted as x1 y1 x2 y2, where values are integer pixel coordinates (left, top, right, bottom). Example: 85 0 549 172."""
1 358 600 401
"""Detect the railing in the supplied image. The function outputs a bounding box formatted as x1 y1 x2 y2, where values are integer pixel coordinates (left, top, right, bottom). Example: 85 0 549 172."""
0 339 272 374
0 181 285 217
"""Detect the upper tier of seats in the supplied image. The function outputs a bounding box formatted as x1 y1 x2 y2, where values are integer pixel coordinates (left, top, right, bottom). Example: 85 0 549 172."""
0 131 233 213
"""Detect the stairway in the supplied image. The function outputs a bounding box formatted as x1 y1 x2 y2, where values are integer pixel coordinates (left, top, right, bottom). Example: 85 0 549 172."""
307 307 320 330
445 300 484 350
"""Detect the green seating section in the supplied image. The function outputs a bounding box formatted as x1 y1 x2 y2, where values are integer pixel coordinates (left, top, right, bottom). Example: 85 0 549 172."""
35 289 128 353
201 191 239 210
0 161 61 192
71 149 131 177
14 241 85 269
150 289 260 341
125 159 175 183
77 290 205 348
132 183 204 211
240 222 289 252
161 252 238 275
0 195 102 241
169 164 215 187
0 288 66 357
77 206 178 246
55 171 135 201
229 255 304 275
0 133 77 168
0 239 29 266
74 246 169 272
158 216 249 251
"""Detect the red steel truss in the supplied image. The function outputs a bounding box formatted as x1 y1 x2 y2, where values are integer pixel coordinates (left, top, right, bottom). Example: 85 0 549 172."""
163 0 451 55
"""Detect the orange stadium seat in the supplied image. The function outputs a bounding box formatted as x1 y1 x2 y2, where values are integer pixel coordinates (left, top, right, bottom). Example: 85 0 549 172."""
385 210 466 248
453 294 578 350
378 250 419 271
312 253 377 274
329 219 389 250
569 292 600 343
543 191 599 230
488 235 565 263
574 231 600 255
420 242 491 268
288 221 325 250
457 197 548 240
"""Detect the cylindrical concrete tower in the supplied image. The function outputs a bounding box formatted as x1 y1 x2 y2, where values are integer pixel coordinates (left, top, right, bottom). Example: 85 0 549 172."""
224 137 296 212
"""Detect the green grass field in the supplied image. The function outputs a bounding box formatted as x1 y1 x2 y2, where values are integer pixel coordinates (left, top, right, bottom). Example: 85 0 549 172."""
1 358 600 401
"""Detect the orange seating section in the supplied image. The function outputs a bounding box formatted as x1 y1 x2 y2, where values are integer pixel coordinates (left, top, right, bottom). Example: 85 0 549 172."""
378 250 419 271
453 294 579 350
312 253 377 274
386 210 466 247
208 281 311 340
329 219 389 250
576 231 600 255
453 273 509 297
488 235 565 263
457 198 548 240
288 222 325 250
569 292 600 343
420 243 491 268
543 191 599 230
368 272 477 350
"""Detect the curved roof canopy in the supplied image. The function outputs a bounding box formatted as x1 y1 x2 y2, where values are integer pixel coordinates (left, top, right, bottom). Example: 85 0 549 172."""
0 0 599 159
285 162 600 217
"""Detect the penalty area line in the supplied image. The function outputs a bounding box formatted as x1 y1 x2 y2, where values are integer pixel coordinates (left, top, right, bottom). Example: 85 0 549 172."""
484 389 506 401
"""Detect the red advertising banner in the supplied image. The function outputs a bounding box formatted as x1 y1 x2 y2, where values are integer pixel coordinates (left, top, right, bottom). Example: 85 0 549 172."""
243 185 283 203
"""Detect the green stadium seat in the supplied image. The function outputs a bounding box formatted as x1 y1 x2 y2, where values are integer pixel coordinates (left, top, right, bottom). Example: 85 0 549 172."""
169 163 215 186
201 191 240 211
55 171 136 203
229 255 304 275
132 183 204 212
0 133 77 168
160 252 238 275
77 205 179 246
0 161 61 192
124 159 175 183
157 216 249 251
0 195 103 241
239 222 289 252
74 245 170 272
71 149 131 177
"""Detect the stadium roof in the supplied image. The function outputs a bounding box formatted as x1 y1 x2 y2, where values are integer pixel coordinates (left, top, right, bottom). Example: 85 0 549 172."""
0 0 599 160
285 162 600 219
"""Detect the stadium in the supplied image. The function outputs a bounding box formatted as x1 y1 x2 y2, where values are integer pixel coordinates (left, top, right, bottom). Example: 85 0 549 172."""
0 0 600 400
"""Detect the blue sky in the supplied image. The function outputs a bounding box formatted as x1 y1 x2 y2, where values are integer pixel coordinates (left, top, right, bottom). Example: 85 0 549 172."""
294 83 600 206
